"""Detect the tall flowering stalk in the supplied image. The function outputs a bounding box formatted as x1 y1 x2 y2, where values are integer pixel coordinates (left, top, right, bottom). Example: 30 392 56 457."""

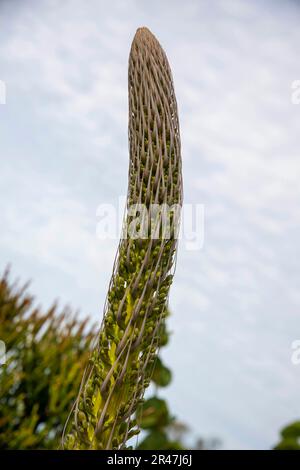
63 27 183 450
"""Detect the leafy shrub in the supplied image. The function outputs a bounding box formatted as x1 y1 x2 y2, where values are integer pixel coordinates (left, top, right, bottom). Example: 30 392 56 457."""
0 269 95 449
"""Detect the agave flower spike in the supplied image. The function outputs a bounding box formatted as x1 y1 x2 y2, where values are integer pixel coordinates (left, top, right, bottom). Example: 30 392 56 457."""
63 26 183 450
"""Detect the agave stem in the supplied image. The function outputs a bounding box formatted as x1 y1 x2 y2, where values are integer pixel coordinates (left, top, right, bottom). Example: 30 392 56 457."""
63 26 183 450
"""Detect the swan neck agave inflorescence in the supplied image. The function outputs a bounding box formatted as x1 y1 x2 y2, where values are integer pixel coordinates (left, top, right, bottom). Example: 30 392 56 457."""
63 26 183 450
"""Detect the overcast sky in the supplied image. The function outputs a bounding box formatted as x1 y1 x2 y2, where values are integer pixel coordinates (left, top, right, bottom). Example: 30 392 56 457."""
0 0 300 449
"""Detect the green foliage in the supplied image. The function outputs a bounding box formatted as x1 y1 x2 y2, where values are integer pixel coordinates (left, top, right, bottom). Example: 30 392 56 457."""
274 421 300 450
136 312 184 450
137 396 183 450
136 317 222 450
0 269 95 449
138 430 182 451
151 358 172 388
138 397 170 429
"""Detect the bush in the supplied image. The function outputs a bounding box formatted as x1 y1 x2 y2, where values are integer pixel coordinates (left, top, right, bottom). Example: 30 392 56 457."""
0 269 95 449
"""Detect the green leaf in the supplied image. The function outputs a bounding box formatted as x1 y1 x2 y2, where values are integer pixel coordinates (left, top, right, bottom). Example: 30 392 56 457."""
151 358 172 387
138 430 168 449
138 397 170 429
274 438 300 450
281 421 300 439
